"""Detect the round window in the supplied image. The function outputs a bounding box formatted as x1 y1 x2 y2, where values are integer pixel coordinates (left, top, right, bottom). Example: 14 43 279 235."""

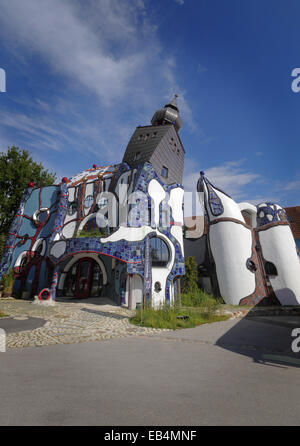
154 281 162 292
33 208 50 226
246 258 257 273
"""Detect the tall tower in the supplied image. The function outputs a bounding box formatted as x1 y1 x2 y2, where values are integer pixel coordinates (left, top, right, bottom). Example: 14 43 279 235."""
122 95 185 185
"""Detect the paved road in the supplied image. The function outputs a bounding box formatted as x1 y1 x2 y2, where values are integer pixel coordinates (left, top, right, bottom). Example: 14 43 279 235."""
1 316 300 426
0 317 46 333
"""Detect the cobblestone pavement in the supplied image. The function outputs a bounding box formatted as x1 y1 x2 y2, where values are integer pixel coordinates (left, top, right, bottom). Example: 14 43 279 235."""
0 298 168 349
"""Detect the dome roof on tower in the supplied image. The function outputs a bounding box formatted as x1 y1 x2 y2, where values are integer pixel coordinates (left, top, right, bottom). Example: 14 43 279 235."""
151 94 183 132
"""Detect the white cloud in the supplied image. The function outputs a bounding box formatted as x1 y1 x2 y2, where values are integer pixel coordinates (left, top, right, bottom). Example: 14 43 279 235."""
0 0 157 106
0 0 197 167
282 180 300 191
174 0 185 5
183 159 261 201
182 159 285 215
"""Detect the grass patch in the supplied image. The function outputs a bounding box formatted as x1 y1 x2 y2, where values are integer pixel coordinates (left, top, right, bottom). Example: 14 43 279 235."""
181 289 223 308
0 310 8 318
130 290 231 330
130 304 230 330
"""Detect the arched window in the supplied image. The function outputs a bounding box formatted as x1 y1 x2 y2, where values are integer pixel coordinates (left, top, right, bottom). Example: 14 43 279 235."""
150 237 170 267
63 258 104 298
67 201 78 216
265 261 278 276
34 242 44 257
20 256 28 272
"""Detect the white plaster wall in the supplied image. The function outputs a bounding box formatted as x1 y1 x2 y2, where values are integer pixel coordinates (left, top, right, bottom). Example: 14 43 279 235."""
209 222 255 304
50 241 67 259
168 187 184 256
131 274 143 309
62 221 77 238
148 179 166 226
101 226 153 243
237 202 257 228
151 267 170 307
259 225 300 305
68 187 75 202
168 187 184 223
64 213 78 226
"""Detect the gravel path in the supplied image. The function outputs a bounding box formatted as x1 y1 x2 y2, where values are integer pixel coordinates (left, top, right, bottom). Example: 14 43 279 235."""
0 298 168 349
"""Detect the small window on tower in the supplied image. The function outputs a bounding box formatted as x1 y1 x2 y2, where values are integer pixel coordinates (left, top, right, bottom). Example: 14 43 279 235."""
161 166 168 178
134 152 141 161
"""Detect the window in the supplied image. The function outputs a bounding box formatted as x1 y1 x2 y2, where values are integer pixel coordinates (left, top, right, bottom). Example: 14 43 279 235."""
161 166 168 179
34 241 44 257
265 261 278 276
20 256 27 272
84 195 94 209
246 258 256 273
67 201 78 216
134 151 141 161
150 237 170 267
33 208 50 226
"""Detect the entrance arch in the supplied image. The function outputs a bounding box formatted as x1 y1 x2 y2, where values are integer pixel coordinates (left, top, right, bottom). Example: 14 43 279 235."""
59 254 107 298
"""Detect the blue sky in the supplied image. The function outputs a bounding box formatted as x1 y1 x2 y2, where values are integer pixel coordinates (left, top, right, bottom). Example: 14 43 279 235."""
0 0 299 216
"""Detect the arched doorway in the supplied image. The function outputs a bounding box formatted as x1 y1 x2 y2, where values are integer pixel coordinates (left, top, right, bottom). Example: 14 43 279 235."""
63 257 105 298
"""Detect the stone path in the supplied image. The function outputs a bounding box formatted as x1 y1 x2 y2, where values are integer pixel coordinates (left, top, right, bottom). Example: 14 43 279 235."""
0 298 168 349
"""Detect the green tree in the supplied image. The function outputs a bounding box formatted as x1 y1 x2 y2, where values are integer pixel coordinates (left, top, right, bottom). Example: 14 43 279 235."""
0 146 56 236
182 256 199 294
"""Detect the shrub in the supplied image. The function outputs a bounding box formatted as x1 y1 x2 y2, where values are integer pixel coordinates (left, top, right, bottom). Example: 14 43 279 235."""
182 256 198 294
1 268 15 297
77 228 110 238
181 288 220 309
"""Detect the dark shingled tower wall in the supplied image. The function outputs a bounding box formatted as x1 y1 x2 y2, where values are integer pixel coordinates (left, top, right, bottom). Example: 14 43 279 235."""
122 95 185 185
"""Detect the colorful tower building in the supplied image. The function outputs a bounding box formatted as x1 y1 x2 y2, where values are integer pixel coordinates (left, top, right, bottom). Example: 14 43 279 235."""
0 97 186 308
